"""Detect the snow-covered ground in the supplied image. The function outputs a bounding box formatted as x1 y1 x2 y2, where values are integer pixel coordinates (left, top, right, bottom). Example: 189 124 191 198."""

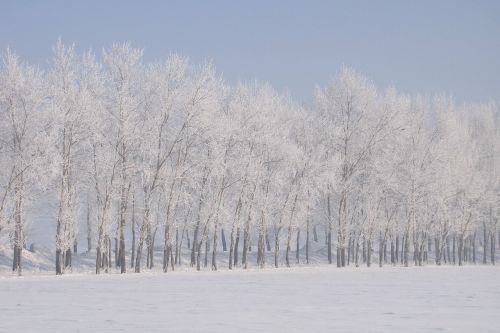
0 266 499 333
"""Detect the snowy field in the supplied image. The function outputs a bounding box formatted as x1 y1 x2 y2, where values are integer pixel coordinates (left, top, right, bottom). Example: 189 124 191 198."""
1 266 499 333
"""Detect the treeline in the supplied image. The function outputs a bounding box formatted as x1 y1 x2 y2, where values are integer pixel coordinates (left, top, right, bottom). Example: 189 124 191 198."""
0 41 498 275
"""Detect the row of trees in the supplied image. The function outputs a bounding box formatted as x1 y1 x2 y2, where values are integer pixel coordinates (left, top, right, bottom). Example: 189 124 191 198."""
0 42 498 275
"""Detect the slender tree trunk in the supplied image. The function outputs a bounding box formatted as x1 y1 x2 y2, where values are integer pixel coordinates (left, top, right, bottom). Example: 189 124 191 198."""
211 224 218 271
228 223 235 270
306 219 310 264
347 236 351 265
114 237 119 267
296 228 300 264
196 240 203 271
483 221 488 264
395 235 399 263
435 237 441 265
337 191 347 268
452 235 456 265
12 179 23 276
274 230 280 268
327 194 332 264
491 234 496 265
234 227 240 267
285 194 298 268
204 238 209 268
65 248 72 269
383 239 387 264
367 239 372 267
130 198 136 269
221 228 227 252
458 233 464 266
191 215 201 267
446 236 451 264
472 232 476 264
355 238 360 267
390 239 395 265
163 223 172 272
134 203 150 273
378 233 384 268
119 212 127 273
87 202 92 253
242 212 251 269
257 212 267 268
362 236 366 264
107 236 112 270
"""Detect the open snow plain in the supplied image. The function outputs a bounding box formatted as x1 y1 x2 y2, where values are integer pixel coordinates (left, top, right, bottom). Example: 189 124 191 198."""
0 266 499 333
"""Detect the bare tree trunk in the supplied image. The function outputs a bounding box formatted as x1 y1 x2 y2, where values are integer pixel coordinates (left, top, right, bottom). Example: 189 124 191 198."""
404 232 410 267
257 220 266 268
204 238 209 268
191 214 201 267
327 193 332 264
362 236 366 264
491 234 496 265
119 207 127 273
176 217 187 266
242 213 251 269
483 221 488 264
390 239 395 265
367 239 372 267
447 236 452 265
355 238 360 267
107 236 112 270
306 219 310 264
87 201 92 253
134 203 150 273
472 232 476 264
395 235 399 263
234 227 240 267
383 240 387 264
378 233 384 268
458 233 464 266
163 223 172 272
296 228 300 264
285 194 298 267
95 247 101 274
130 197 136 269
221 228 227 252
228 223 235 270
337 191 347 268
65 248 72 269
211 224 218 271
114 237 119 267
274 230 280 268
435 237 441 265
347 236 351 265
257 231 262 266
149 228 157 269
12 179 23 276
452 234 456 265
196 240 203 271
174 227 179 265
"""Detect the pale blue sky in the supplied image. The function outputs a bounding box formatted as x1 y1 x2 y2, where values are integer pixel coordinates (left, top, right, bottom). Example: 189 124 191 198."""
1 0 499 103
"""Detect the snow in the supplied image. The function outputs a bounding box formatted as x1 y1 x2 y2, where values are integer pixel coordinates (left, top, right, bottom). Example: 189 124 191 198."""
1 266 499 332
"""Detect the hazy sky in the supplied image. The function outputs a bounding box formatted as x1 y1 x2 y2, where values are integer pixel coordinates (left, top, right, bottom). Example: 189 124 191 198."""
1 0 499 104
